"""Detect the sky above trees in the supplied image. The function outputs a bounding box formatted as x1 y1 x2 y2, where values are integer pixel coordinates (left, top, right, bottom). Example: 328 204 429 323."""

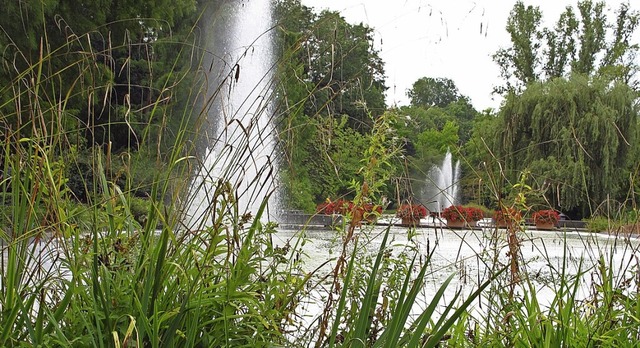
301 0 638 111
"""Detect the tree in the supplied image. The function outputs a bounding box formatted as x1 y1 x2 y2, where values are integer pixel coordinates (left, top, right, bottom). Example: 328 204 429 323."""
495 74 637 217
443 99 478 143
494 0 640 94
492 2 543 92
416 121 459 156
0 0 198 200
460 109 502 206
275 1 386 130
489 0 640 218
572 1 607 75
404 76 478 143
543 7 579 79
275 0 389 209
309 10 386 130
0 0 198 117
407 77 464 108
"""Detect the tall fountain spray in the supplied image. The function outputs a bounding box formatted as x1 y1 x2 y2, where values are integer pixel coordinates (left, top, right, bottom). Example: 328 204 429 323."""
185 0 280 229
423 149 460 213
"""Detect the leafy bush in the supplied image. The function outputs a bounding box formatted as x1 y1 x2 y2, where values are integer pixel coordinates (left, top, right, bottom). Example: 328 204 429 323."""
467 206 485 221
532 209 560 224
493 207 522 225
586 216 612 232
395 204 428 219
442 205 484 222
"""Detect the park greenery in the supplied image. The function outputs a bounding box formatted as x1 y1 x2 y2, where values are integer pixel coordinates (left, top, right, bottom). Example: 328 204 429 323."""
276 0 640 222
0 0 639 346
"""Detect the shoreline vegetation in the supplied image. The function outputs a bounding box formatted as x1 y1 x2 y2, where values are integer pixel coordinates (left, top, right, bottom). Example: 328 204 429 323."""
0 0 639 346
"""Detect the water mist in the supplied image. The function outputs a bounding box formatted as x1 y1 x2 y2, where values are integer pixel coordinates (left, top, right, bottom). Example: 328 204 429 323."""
185 0 280 229
423 149 460 213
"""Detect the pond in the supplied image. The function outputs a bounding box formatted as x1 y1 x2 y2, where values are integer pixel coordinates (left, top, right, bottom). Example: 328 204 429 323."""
4 221 638 345
274 222 640 335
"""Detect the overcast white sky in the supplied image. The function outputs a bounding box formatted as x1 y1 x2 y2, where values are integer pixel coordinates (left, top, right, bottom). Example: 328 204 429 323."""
301 0 635 111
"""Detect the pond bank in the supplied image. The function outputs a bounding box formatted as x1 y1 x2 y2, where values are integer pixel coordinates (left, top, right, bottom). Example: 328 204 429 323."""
279 212 590 232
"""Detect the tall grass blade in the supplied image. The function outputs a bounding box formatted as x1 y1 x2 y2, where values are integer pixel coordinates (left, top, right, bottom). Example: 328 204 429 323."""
378 250 434 347
352 226 391 346
419 266 506 348
328 236 359 348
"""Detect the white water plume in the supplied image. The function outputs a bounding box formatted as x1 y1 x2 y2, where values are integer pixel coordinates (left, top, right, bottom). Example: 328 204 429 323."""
185 0 280 229
424 149 460 213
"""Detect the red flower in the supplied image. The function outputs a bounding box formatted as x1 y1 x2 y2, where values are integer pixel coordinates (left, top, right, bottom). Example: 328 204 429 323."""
316 202 332 214
441 205 484 222
493 208 521 225
396 204 427 219
532 210 560 224
317 199 382 217
467 207 484 222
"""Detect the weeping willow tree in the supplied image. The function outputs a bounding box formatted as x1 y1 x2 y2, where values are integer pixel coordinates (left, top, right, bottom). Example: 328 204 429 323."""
491 1 640 218
497 74 637 217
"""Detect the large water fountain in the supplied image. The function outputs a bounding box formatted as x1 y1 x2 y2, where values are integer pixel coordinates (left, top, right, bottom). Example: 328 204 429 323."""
423 149 460 213
185 0 280 228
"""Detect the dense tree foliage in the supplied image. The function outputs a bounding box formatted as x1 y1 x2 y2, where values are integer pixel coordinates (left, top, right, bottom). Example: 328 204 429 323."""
0 0 197 138
275 0 640 216
6 0 634 219
0 0 198 200
408 77 466 109
276 0 386 129
393 77 480 202
486 1 640 217
496 75 637 217
404 77 478 143
275 0 389 210
493 0 639 94
459 109 502 206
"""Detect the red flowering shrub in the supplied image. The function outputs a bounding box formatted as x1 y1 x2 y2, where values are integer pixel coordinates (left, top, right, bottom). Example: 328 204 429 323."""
316 202 331 214
467 207 484 222
332 199 354 215
442 205 466 222
317 199 382 218
532 209 560 224
493 207 522 225
442 205 484 222
360 203 383 219
396 204 427 219
316 199 351 215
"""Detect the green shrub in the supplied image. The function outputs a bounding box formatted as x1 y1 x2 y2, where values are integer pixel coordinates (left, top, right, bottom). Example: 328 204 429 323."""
586 216 613 232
